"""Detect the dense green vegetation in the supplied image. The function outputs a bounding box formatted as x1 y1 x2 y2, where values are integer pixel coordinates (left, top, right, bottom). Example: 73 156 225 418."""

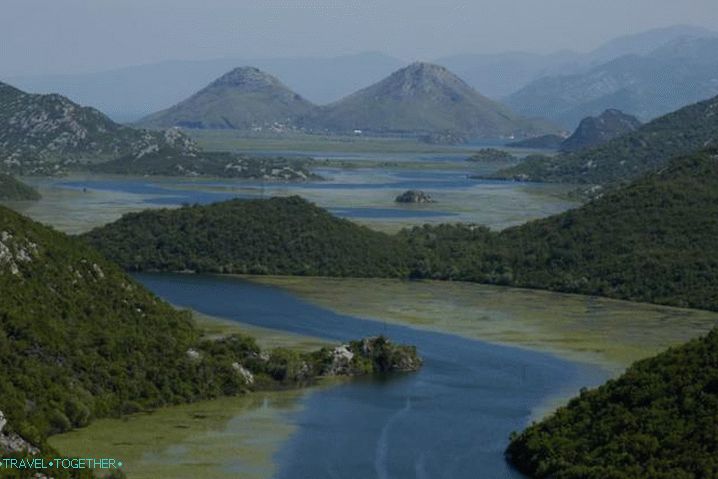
411 150 718 311
0 174 40 200
0 205 419 475
507 327 718 479
86 149 718 313
82 196 409 277
493 94 718 185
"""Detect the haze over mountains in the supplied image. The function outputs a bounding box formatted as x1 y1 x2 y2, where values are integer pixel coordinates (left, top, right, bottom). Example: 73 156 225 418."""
7 25 716 125
506 35 718 128
139 62 557 140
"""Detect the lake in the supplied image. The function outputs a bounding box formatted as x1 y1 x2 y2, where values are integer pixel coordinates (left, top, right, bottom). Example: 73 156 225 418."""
94 273 608 478
13 168 576 234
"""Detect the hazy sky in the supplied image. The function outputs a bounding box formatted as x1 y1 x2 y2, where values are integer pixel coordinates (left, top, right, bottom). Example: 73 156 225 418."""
2 0 718 76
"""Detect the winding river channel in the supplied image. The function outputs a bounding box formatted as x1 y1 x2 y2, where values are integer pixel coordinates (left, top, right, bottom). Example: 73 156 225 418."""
132 273 608 479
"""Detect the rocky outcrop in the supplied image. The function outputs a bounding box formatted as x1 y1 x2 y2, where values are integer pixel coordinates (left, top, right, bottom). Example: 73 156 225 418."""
0 411 39 454
316 336 423 377
395 190 435 204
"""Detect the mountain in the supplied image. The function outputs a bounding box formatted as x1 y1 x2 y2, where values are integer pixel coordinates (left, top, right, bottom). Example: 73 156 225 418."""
0 80 312 180
560 109 641 152
493 94 718 185
434 50 581 99
8 53 403 122
0 175 40 200
507 326 718 479
0 81 198 175
305 62 558 140
505 35 718 129
137 67 316 131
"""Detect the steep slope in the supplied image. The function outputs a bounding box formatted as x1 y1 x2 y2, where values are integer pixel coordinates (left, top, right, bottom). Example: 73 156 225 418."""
305 62 557 140
505 36 718 129
0 175 40 200
137 67 316 131
507 327 718 479
493 94 718 185
0 81 198 174
559 109 641 152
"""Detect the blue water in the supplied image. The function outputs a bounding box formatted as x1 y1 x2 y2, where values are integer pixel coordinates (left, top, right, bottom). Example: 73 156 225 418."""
135 273 608 479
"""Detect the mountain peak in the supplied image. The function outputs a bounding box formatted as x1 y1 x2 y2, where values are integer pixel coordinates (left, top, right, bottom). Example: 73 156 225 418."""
208 66 284 90
560 109 641 152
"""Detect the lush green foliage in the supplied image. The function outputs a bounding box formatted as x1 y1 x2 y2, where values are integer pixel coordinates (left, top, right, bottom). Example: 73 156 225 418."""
86 150 718 313
82 196 409 277
0 174 40 200
409 150 718 311
0 205 419 463
494 94 718 185
507 328 718 479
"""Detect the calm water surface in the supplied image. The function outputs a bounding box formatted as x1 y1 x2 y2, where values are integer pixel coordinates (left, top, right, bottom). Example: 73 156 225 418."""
136 273 607 479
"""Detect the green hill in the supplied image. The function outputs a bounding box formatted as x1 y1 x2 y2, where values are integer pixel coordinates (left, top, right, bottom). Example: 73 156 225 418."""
0 205 419 468
81 196 409 277
493 94 718 185
85 150 718 313
407 150 718 311
305 62 557 140
0 174 40 200
506 327 718 479
137 67 316 131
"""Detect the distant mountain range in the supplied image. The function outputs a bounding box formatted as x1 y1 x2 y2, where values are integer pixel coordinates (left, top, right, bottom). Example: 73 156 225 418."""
0 81 316 179
505 35 718 129
493 94 718 185
139 62 558 141
7 25 715 123
7 52 404 122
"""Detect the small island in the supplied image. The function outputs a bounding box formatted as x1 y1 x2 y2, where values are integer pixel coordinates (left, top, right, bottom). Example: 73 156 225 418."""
466 148 515 162
395 190 436 203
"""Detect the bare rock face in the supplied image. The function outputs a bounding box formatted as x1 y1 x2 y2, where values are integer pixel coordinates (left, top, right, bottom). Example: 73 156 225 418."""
395 190 435 204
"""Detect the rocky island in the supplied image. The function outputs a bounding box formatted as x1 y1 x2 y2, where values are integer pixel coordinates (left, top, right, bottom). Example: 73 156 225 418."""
395 190 436 203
